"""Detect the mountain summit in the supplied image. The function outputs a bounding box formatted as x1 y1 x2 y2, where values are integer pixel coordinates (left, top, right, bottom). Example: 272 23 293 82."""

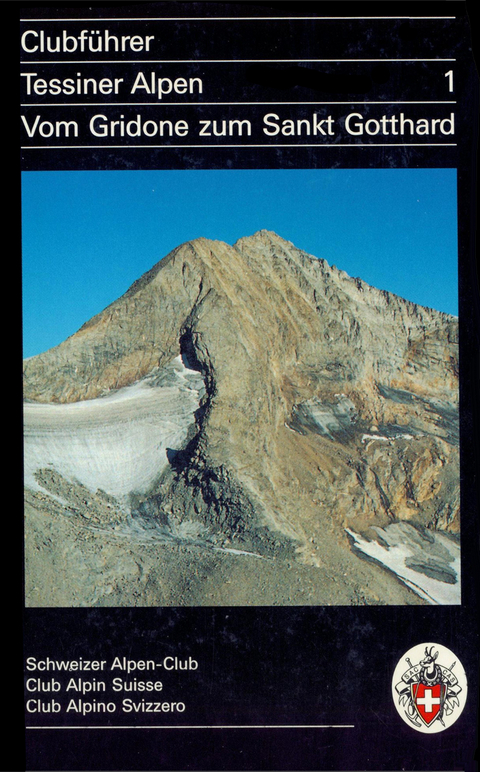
24 231 459 606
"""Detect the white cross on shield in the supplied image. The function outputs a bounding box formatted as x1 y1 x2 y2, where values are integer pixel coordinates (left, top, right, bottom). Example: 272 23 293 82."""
411 682 446 726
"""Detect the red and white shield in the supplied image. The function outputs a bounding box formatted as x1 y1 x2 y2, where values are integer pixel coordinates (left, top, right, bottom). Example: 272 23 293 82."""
411 682 446 726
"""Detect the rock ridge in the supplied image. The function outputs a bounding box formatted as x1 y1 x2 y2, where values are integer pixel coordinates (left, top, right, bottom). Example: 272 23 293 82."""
23 230 460 605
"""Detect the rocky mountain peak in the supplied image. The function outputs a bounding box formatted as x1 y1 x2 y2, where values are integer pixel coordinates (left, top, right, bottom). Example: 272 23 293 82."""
235 228 294 249
24 231 460 606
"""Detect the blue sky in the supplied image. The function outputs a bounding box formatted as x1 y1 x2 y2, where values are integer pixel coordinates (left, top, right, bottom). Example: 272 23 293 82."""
22 168 458 358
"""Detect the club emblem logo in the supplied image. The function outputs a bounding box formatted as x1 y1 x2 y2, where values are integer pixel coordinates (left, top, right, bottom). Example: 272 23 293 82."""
392 643 467 733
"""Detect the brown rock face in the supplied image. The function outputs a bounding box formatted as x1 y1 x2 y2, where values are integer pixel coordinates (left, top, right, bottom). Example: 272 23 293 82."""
23 231 459 605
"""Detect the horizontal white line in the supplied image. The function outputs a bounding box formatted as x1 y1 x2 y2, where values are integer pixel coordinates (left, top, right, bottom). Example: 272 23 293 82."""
20 17 456 21
20 101 457 107
26 723 355 729
19 58 457 64
21 143 458 149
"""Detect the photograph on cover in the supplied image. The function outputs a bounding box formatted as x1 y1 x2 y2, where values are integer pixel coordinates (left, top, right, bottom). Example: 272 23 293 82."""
23 167 460 608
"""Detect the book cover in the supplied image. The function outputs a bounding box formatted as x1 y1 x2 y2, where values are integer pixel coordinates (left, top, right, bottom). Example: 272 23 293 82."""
20 1 479 770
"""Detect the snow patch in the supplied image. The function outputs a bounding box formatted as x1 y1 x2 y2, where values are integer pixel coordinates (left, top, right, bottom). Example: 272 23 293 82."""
346 523 460 605
24 356 205 499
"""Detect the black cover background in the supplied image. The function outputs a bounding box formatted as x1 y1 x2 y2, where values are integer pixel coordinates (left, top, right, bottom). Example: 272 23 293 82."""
18 1 480 770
